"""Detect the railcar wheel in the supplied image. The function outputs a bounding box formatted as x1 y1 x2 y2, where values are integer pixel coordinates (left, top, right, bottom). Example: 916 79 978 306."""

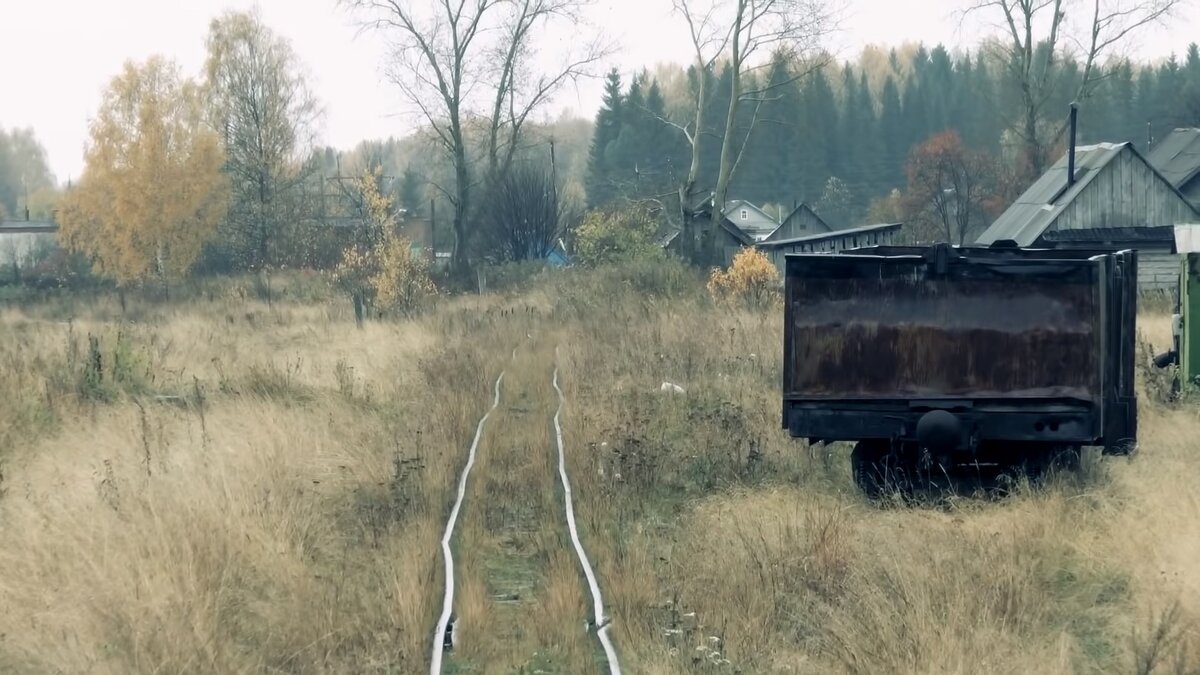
851 440 908 498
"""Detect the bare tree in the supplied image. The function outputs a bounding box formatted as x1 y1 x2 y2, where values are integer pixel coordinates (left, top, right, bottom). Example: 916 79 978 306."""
964 0 1186 178
485 0 609 185
339 0 605 282
482 162 564 262
666 0 839 265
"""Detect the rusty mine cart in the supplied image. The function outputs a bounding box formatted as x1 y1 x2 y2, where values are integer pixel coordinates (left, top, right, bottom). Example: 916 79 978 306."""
781 242 1139 497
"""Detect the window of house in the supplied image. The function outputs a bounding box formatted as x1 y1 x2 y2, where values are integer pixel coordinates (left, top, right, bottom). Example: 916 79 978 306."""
740 209 748 220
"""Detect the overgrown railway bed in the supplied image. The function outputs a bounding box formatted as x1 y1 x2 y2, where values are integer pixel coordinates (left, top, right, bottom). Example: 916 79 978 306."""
429 337 620 674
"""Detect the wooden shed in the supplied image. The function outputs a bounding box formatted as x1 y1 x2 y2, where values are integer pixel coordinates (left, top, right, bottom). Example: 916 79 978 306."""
976 141 1200 290
762 203 831 242
1039 226 1179 291
757 223 903 275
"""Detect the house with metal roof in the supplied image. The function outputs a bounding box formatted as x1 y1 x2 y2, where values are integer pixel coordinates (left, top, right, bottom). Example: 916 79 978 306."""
1148 128 1200 208
725 200 835 242
725 200 780 241
976 141 1200 290
668 197 891 268
663 200 757 268
757 223 903 274
762 203 832 242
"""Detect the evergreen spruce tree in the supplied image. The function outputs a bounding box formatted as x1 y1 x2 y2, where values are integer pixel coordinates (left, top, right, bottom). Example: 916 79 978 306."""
879 75 905 190
855 71 882 200
1180 44 1200 126
739 56 797 205
798 69 839 202
585 68 624 207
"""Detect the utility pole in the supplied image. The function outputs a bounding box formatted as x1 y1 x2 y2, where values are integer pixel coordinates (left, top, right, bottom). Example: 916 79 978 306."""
549 138 558 207
430 198 437 265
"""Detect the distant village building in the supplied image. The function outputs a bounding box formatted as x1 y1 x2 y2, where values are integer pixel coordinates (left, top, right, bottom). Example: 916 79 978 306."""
0 220 59 272
977 141 1200 291
765 203 834 242
724 200 780 241
666 197 904 272
757 223 903 274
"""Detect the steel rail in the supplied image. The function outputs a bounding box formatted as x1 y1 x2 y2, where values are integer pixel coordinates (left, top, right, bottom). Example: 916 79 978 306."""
429 368 505 674
552 362 621 674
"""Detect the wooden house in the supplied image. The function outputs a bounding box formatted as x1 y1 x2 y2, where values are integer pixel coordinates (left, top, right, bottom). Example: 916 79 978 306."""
725 200 781 241
667 198 898 269
976 141 1200 290
663 199 758 267
757 223 903 275
762 203 833 242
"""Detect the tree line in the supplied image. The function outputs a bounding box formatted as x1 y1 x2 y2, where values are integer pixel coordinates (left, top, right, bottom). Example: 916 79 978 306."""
13 0 1198 287
587 39 1200 240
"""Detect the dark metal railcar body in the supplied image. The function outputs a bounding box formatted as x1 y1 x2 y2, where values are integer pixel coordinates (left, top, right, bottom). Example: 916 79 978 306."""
782 243 1138 491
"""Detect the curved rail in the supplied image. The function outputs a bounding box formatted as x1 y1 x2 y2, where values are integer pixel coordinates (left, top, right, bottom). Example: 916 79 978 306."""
430 369 505 674
552 365 622 674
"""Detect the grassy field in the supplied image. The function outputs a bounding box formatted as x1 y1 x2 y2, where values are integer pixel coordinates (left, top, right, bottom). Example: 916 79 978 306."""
0 263 1197 674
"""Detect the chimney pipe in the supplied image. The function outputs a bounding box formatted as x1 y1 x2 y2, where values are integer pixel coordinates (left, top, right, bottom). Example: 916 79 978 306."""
1068 102 1078 187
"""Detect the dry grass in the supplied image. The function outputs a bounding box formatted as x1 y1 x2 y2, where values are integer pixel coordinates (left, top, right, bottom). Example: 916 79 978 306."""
0 282 538 673
0 267 1197 674
555 275 1200 675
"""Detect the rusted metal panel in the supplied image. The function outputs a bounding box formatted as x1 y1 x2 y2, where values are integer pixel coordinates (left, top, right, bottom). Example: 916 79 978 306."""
781 244 1139 454
786 260 1101 402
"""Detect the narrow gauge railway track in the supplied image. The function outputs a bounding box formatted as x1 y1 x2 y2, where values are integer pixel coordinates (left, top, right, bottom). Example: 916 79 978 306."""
429 344 620 674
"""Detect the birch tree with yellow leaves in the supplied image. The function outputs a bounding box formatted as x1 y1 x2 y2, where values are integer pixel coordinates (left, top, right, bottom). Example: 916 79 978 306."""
58 56 229 293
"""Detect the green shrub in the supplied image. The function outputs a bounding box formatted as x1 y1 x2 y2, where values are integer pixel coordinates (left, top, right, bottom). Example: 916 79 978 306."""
573 205 666 267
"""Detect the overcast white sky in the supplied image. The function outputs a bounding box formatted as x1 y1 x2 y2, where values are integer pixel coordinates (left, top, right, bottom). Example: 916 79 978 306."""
2 0 1196 182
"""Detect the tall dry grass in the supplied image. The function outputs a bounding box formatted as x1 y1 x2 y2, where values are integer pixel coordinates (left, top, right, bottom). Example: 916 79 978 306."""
1 265 1198 674
0 281 540 673
552 268 1200 675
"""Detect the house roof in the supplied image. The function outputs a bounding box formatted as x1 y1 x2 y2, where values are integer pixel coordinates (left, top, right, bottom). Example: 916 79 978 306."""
658 219 755 250
692 198 760 246
725 199 780 240
1148 128 1200 190
0 220 57 234
767 203 831 240
717 217 756 245
757 222 902 248
976 142 1196 247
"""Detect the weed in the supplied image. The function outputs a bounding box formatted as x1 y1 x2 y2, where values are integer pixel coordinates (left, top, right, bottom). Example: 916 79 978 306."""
1133 600 1199 675
238 359 313 402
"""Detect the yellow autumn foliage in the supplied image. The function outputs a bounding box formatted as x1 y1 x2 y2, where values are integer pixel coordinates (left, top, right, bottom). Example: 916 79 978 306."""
332 168 436 316
57 56 228 286
707 247 780 307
